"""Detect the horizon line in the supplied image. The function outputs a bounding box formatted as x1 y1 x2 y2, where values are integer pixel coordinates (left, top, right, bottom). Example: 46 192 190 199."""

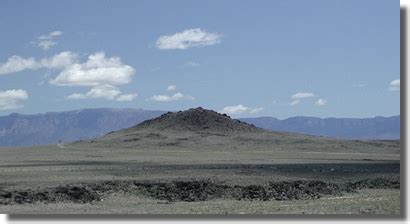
0 106 401 120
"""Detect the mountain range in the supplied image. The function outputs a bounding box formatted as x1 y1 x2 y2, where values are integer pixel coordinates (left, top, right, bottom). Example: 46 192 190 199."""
0 108 164 147
0 108 400 147
240 115 400 140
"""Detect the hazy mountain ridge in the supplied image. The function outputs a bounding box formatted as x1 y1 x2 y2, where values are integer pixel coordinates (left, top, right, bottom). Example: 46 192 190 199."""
0 108 400 147
0 108 165 146
240 115 400 140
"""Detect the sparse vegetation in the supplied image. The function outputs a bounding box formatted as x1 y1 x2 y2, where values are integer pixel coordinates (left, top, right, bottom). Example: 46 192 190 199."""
0 108 401 214
0 178 400 205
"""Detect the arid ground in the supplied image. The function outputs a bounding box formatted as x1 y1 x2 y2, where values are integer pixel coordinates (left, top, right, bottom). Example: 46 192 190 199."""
0 108 401 214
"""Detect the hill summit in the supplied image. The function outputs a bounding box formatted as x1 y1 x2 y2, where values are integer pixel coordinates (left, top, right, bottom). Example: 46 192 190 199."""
130 107 261 133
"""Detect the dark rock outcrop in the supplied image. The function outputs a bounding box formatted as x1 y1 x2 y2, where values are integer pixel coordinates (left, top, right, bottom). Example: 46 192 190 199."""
130 107 261 133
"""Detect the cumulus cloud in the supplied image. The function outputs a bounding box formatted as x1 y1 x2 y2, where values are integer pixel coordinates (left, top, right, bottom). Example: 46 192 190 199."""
149 85 194 102
389 79 400 91
49 52 135 102
0 51 137 102
0 51 78 75
156 28 221 50
220 105 263 116
0 51 133 87
0 56 39 75
67 85 137 102
315 98 327 106
0 89 28 110
50 52 135 87
40 51 78 69
290 92 320 106
167 85 177 91
36 30 63 50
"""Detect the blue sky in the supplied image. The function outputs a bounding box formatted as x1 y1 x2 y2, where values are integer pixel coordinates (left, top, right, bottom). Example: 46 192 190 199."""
0 0 400 118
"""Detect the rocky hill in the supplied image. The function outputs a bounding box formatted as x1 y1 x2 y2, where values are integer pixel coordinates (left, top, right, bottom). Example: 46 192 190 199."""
131 107 261 133
78 108 400 155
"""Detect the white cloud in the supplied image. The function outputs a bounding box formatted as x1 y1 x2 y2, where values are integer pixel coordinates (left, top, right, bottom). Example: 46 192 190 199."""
167 85 177 91
156 28 221 50
290 92 318 106
50 52 135 87
220 104 263 115
389 79 400 91
0 51 78 75
38 31 63 40
49 52 137 102
0 56 39 75
0 51 137 102
116 93 138 102
0 51 133 88
291 92 315 99
40 51 78 69
149 92 194 102
36 30 63 50
149 86 194 102
81 85 121 100
249 107 264 114
67 85 137 102
49 31 63 37
315 98 327 106
0 89 28 110
66 93 87 100
0 52 131 86
221 105 248 115
38 40 57 50
290 100 300 106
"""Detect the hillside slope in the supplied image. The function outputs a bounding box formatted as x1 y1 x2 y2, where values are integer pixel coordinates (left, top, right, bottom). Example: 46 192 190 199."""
77 108 400 155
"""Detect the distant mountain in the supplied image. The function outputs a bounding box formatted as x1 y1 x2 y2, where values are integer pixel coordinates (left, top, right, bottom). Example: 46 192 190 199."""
0 108 400 147
0 108 165 147
240 115 400 140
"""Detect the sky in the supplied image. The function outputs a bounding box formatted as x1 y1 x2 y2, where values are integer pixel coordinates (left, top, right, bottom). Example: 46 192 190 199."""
0 0 400 119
